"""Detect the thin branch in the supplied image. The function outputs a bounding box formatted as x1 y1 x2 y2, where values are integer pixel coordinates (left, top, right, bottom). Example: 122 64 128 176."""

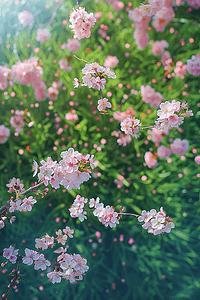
0 182 44 215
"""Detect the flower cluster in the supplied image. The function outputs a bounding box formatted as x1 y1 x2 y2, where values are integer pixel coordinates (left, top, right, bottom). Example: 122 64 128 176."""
0 125 10 144
6 177 25 194
186 54 200 77
138 207 175 235
69 195 88 222
0 65 13 90
141 85 163 108
73 62 116 90
3 226 89 285
129 1 174 49
155 100 193 131
18 9 34 27
61 38 81 52
36 28 51 43
90 197 119 228
36 148 95 190
10 110 25 133
3 245 19 264
69 7 96 40
120 117 141 138
9 196 37 213
11 57 46 101
170 138 189 155
112 131 132 147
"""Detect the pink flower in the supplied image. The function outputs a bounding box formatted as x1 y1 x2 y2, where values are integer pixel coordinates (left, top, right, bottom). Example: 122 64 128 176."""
157 145 171 158
34 81 47 101
134 29 149 49
18 9 34 27
0 125 10 144
65 38 81 52
10 110 25 132
22 248 39 266
59 59 72 71
151 128 168 143
194 155 200 165
170 138 189 155
174 61 187 79
97 98 112 111
47 87 59 100
69 7 96 40
144 152 158 169
161 51 171 65
65 109 78 123
186 54 200 76
151 40 168 56
187 0 200 9
36 28 51 43
141 85 163 108
104 55 119 68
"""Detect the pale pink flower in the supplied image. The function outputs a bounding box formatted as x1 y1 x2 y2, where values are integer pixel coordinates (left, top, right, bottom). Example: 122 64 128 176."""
35 238 48 251
112 130 132 146
170 138 189 155
36 28 51 43
97 98 112 111
34 81 47 101
63 226 74 238
9 199 22 213
47 271 62 284
151 128 168 143
128 8 143 22
151 40 168 56
65 38 81 52
174 61 187 79
65 109 78 123
56 229 68 245
187 0 200 9
0 125 10 144
69 7 96 40
47 87 59 100
23 248 39 266
152 7 174 32
59 59 72 71
35 254 51 270
18 9 34 27
186 54 200 76
194 155 200 165
21 196 37 211
134 29 149 49
10 110 25 132
144 152 158 169
161 51 171 65
157 145 171 158
104 55 119 68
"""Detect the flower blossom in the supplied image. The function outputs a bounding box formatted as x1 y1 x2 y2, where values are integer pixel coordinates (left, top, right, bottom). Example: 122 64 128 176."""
18 9 34 27
0 125 10 144
120 117 141 138
155 100 193 131
170 138 189 155
97 98 112 112
36 28 51 43
69 7 96 40
186 54 200 76
138 207 175 235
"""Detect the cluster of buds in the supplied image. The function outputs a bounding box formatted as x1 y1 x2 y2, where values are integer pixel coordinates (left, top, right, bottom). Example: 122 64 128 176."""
34 148 95 190
137 207 175 235
155 100 193 131
69 7 96 40
73 62 116 90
